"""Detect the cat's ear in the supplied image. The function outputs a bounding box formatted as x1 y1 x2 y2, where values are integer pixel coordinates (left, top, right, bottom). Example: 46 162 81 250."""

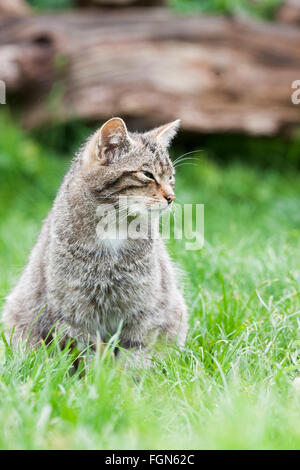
146 120 180 148
96 117 133 164
84 117 133 168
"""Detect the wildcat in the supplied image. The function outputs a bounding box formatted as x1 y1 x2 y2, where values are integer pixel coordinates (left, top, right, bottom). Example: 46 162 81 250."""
3 118 188 367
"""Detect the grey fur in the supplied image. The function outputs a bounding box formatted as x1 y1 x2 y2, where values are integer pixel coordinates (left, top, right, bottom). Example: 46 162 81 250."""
3 118 188 366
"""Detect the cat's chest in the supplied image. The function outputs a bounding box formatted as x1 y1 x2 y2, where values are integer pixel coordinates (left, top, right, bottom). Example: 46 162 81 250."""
58 241 155 326
78 248 152 306
79 253 152 338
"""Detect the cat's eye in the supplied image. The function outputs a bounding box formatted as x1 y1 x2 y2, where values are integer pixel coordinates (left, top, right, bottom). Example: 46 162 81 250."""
142 170 155 180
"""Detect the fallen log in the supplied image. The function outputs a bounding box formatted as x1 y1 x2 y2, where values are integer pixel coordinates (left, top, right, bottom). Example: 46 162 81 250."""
75 0 166 6
1 8 300 135
0 0 29 18
277 0 300 25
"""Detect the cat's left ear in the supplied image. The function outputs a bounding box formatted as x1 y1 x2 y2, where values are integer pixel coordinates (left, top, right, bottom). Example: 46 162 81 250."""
146 120 180 148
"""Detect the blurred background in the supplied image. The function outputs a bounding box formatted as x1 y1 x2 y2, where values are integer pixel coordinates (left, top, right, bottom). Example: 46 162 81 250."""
0 0 300 450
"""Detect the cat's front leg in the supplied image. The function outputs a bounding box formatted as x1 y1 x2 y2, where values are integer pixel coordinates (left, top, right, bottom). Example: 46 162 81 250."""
117 331 157 370
117 323 159 370
120 345 154 371
163 297 188 350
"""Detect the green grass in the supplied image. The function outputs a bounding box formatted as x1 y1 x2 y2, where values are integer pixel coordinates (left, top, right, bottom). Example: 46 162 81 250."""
170 0 282 20
27 0 283 21
0 115 299 449
27 0 73 10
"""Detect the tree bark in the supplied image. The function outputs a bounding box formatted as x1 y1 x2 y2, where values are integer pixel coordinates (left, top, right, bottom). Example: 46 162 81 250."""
1 8 300 135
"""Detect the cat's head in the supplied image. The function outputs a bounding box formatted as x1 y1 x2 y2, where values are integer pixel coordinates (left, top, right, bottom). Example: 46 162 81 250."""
81 117 179 215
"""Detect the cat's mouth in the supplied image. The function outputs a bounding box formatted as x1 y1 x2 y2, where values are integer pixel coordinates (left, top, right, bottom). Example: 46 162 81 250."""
126 200 169 217
112 195 167 216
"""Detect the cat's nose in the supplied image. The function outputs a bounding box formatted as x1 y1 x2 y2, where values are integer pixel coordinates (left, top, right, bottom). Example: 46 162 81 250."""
165 193 175 204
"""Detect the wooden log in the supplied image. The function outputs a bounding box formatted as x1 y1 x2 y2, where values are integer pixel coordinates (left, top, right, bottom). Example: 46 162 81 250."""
0 8 300 135
75 0 166 6
0 0 29 18
277 0 300 25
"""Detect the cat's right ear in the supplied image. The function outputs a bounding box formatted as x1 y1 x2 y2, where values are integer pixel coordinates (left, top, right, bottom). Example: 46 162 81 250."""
83 118 133 169
97 117 134 164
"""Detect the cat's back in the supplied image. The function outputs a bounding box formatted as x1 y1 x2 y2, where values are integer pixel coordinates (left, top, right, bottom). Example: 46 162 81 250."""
2 216 51 341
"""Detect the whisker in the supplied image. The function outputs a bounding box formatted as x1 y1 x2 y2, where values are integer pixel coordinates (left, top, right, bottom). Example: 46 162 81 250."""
174 162 201 169
173 157 200 164
173 156 201 166
172 149 203 165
